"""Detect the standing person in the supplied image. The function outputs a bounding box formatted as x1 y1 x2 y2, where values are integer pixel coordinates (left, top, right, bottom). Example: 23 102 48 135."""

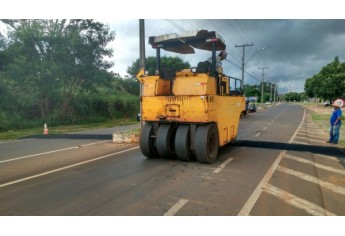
327 99 343 144
207 50 228 68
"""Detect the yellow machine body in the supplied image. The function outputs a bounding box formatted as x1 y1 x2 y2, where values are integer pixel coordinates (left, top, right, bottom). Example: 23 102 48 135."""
141 70 245 146
137 30 246 163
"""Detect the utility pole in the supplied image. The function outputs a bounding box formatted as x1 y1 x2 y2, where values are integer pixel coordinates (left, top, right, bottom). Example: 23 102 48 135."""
270 82 273 102
235 43 253 90
273 81 277 103
139 19 146 128
258 66 269 104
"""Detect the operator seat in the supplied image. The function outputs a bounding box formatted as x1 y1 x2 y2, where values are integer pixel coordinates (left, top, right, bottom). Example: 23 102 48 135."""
196 61 212 73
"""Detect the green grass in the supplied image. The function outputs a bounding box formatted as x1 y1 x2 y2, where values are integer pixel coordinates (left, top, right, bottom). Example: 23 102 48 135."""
311 113 329 122
300 102 319 107
0 118 138 141
118 128 141 135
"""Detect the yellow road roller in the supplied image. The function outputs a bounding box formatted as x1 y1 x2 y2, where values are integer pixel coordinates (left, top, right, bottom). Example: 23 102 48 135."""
136 30 245 164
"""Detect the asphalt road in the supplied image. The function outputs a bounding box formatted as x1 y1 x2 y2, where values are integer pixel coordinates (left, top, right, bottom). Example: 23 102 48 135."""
1 103 344 216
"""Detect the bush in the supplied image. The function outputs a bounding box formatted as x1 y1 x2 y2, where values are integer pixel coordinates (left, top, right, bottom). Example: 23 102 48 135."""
0 88 140 131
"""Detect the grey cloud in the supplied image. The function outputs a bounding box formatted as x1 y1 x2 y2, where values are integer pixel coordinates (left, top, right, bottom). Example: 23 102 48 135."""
106 19 345 93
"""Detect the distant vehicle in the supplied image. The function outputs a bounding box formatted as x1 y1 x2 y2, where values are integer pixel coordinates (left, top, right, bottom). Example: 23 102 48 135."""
248 103 256 112
324 101 330 107
244 97 257 115
242 98 250 116
265 102 271 105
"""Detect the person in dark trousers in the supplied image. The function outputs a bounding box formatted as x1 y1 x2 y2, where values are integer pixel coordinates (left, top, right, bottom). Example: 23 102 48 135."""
327 99 343 144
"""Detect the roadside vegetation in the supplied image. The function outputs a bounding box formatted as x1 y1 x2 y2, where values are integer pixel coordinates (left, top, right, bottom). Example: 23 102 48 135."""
0 20 140 137
305 56 345 102
0 20 191 140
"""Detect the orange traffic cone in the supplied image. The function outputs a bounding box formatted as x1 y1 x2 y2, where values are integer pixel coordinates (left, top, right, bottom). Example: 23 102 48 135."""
44 123 49 135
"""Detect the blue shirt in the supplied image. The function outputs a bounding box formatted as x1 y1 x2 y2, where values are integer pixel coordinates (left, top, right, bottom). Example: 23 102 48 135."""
330 108 342 125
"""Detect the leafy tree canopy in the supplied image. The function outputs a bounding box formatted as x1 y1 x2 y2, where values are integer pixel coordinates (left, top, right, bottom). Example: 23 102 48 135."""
304 56 345 101
243 82 278 103
127 56 191 77
0 19 115 120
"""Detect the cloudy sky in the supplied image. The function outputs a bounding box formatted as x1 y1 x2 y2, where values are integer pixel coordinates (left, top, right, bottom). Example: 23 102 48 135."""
3 1 345 94
103 19 345 93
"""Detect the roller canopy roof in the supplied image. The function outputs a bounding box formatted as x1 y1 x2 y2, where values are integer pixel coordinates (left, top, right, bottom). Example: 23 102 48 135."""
148 30 226 54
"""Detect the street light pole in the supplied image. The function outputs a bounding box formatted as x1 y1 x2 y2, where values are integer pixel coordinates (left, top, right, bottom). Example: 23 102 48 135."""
258 66 269 105
246 47 266 64
270 82 273 102
235 43 253 90
273 81 277 103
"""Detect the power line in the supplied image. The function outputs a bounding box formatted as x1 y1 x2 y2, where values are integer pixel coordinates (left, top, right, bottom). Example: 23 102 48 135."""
189 20 205 30
226 20 247 45
235 43 254 89
157 20 263 86
225 59 241 70
227 54 241 65
244 69 261 82
165 19 186 32
258 66 270 104
234 20 252 44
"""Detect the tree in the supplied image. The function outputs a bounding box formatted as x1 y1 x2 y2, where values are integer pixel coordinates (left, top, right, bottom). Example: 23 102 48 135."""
304 56 345 101
243 84 261 101
284 92 303 102
110 74 140 96
244 84 259 96
1 19 115 121
0 32 8 70
127 56 191 77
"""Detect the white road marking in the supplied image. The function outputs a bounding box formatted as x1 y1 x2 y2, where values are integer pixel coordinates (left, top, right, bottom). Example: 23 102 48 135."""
294 135 328 143
264 184 336 216
238 151 286 216
315 153 342 162
288 109 306 143
292 140 309 145
0 140 110 164
238 108 306 216
300 127 323 131
285 154 345 176
0 146 139 189
277 166 345 196
256 107 286 135
163 199 189 216
213 158 234 174
299 129 327 135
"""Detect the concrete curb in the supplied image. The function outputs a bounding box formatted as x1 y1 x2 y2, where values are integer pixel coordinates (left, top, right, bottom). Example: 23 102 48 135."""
113 133 140 143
